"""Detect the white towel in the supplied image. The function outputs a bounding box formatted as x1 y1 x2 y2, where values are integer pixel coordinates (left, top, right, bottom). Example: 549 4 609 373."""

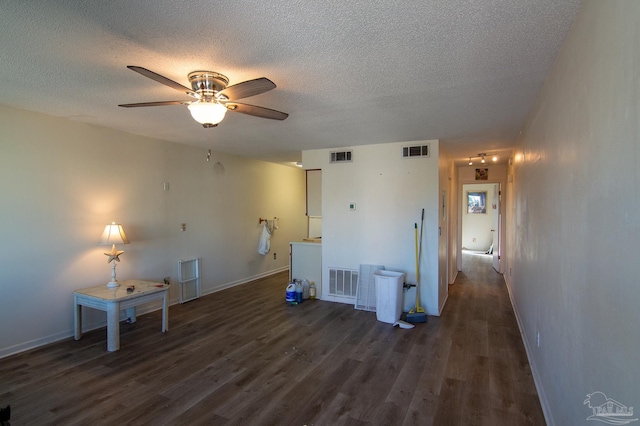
258 222 272 255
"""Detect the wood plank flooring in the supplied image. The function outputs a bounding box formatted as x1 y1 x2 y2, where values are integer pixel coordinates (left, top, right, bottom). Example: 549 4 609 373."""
0 252 544 425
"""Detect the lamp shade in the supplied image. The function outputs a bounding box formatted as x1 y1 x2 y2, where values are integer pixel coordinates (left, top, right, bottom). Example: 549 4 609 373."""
98 221 130 245
187 101 227 126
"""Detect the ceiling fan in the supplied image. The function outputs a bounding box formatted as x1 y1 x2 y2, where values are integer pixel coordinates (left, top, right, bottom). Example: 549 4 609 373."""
119 66 288 128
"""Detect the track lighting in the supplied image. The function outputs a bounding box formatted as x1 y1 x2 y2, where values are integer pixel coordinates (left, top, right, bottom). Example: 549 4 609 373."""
467 153 499 166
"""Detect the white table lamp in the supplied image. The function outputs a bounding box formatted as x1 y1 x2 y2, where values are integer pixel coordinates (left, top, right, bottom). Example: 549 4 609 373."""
98 221 130 288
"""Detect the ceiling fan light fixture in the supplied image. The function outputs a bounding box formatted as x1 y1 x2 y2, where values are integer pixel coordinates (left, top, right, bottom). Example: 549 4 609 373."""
188 101 227 126
120 67 288 125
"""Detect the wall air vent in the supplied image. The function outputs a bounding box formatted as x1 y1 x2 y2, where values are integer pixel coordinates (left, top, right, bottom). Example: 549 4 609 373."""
328 267 358 297
402 144 430 158
330 150 352 163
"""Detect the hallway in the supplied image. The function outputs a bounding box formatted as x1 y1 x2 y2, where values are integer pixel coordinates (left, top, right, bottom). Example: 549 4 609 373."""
431 251 544 424
0 252 543 425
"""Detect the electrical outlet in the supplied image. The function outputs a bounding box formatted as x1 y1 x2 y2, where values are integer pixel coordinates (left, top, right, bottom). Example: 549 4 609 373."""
472 237 476 242
163 277 170 285
273 253 277 260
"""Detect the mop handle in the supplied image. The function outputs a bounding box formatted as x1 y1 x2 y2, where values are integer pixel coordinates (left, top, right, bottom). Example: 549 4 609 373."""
418 208 424 264
414 223 420 307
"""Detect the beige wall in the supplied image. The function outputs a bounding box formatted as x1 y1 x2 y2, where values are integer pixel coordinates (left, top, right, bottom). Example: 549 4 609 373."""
506 1 640 424
0 105 307 357
458 163 507 183
437 147 454 311
445 152 459 285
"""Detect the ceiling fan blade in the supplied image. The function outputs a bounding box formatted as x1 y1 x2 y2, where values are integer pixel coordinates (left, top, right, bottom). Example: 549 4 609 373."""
218 78 276 101
118 101 189 108
127 66 197 97
226 102 288 120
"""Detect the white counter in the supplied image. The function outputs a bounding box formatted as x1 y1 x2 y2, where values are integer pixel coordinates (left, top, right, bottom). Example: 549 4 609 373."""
290 241 322 298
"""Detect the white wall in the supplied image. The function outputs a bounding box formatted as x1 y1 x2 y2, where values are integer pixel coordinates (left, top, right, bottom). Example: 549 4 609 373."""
505 1 640 424
0 105 307 357
303 140 442 315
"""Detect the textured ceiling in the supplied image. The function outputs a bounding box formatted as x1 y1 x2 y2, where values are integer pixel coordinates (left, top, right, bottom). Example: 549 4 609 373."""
0 0 581 166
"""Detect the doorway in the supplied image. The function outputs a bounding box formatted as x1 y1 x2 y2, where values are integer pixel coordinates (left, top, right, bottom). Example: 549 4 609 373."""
458 182 502 273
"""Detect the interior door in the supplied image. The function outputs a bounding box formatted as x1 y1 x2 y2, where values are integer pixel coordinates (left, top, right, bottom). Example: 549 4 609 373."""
492 183 501 272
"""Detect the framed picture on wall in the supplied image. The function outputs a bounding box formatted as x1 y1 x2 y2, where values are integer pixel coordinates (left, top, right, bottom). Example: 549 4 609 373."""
475 168 488 180
467 191 487 214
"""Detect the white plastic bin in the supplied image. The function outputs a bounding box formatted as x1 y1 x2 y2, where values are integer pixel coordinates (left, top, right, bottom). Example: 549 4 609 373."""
374 270 405 324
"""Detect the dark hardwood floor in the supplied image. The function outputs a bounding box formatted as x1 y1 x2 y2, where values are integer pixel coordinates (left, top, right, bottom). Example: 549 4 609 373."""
0 252 544 425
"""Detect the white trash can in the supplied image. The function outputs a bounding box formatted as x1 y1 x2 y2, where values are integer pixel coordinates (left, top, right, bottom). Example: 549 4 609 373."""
374 270 405 324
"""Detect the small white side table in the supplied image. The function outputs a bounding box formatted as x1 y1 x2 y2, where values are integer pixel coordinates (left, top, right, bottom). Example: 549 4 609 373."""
74 279 169 351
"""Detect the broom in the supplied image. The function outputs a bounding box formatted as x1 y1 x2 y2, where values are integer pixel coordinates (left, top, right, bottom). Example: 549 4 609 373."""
406 210 427 323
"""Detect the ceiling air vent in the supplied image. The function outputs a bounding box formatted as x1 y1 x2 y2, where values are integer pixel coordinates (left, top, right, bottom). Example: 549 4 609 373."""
402 144 430 158
330 150 352 163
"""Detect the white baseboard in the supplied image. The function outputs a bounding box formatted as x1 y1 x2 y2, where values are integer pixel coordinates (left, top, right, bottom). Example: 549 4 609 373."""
0 267 290 360
200 265 289 297
0 331 72 360
438 292 448 316
503 275 553 426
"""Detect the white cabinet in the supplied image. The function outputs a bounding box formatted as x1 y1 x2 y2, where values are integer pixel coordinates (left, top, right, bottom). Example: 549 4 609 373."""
290 242 322 298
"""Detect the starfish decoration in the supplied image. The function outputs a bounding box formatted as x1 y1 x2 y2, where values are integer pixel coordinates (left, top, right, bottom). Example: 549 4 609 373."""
104 244 125 263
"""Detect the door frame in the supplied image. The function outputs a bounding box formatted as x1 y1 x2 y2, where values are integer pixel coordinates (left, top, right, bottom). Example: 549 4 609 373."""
457 180 505 273
491 183 501 272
